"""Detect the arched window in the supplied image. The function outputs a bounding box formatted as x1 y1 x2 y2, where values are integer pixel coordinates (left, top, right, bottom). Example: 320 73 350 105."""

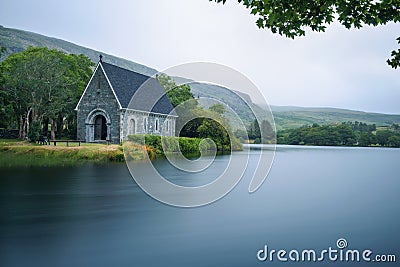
129 119 135 135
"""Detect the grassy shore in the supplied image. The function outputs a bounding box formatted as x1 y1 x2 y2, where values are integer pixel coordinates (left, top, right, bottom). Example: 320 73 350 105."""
0 138 207 167
0 139 127 167
0 135 241 167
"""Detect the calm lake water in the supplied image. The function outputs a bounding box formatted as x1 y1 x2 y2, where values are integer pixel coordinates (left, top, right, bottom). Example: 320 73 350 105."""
1 145 399 266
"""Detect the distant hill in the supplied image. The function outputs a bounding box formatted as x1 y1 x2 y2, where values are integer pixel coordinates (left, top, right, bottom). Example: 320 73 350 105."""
0 25 156 76
271 106 400 130
1 25 399 131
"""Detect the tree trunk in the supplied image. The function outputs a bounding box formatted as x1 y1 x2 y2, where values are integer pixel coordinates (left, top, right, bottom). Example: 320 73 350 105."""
19 115 24 139
42 117 49 136
50 118 56 140
57 115 63 137
25 107 32 139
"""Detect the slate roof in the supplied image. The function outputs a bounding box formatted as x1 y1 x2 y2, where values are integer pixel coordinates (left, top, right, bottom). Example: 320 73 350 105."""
101 62 176 116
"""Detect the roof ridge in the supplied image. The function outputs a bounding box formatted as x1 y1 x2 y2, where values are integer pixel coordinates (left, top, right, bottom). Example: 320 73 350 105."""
101 61 154 79
100 60 176 116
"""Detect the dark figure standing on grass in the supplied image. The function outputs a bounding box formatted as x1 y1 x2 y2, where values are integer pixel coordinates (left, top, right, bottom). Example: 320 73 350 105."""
38 135 50 145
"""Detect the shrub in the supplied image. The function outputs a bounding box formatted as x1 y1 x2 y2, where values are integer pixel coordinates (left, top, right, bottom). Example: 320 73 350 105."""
28 121 41 142
126 134 225 157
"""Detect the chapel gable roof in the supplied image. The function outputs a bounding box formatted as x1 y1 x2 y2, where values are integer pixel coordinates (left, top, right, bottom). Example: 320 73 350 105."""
101 61 176 116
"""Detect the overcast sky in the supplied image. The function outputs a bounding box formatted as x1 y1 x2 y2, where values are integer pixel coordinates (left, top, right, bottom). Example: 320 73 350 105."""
1 0 399 113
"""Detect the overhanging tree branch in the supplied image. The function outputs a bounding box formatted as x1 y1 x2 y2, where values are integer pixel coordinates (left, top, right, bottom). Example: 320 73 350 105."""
211 0 400 68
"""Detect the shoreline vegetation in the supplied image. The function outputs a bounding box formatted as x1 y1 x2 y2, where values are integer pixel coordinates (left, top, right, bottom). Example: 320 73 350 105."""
0 134 243 167
276 122 400 148
2 128 400 168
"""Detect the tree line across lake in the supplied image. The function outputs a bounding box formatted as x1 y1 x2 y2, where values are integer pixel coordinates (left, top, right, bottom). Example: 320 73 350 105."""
276 122 400 148
234 119 400 148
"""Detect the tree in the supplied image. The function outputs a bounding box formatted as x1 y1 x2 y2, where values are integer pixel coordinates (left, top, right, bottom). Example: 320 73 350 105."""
157 74 194 107
211 0 400 68
359 132 374 147
0 46 6 57
27 120 41 142
234 128 248 141
387 37 400 69
336 123 356 145
0 47 93 140
198 118 230 150
157 74 199 137
260 119 275 142
276 121 392 147
0 46 15 129
248 119 275 144
388 135 400 147
156 73 241 150
376 129 392 146
248 119 261 140
173 99 202 137
209 103 226 115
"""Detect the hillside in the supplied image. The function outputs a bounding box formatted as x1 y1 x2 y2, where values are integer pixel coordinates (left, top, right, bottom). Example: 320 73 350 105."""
172 76 269 129
271 106 400 130
0 25 156 76
1 25 400 131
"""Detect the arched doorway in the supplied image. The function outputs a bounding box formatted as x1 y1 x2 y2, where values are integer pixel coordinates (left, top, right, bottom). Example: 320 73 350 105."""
94 115 107 140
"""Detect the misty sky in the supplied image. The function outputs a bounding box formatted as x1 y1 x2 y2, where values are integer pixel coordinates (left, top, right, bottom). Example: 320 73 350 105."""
1 0 399 114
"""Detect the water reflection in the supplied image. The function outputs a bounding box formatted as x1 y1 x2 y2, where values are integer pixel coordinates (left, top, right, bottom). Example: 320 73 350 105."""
0 146 399 267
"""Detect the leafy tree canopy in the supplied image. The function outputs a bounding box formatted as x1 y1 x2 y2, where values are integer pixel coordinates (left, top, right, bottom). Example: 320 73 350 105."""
0 46 94 139
157 74 194 107
209 103 226 114
0 46 6 58
277 121 400 147
387 37 400 68
157 73 241 150
211 0 400 68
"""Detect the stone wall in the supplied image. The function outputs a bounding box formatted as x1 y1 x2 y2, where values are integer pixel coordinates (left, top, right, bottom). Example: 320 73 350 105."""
76 62 177 144
121 110 176 141
76 64 121 144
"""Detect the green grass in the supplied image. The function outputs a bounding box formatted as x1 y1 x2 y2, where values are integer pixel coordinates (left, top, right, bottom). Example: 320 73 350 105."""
0 134 243 167
0 140 125 167
0 139 21 144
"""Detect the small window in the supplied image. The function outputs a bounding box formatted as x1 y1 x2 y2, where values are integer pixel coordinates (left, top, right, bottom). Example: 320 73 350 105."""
97 74 101 89
129 119 135 135
165 120 169 132
155 118 159 132
143 117 148 131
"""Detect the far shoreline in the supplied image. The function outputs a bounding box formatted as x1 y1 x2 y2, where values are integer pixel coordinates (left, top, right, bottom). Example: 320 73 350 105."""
245 143 400 150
